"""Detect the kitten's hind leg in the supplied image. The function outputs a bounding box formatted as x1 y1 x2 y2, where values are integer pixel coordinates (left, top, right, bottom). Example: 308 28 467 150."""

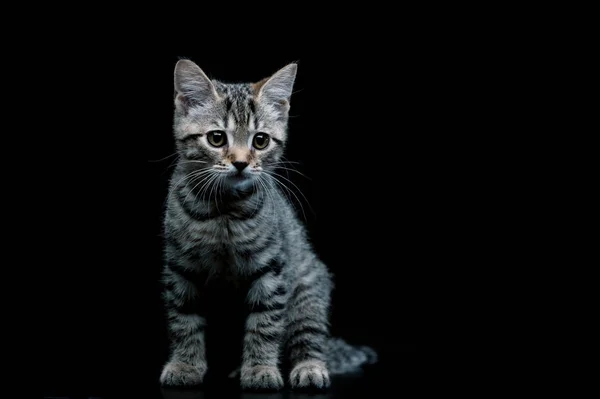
286 262 333 390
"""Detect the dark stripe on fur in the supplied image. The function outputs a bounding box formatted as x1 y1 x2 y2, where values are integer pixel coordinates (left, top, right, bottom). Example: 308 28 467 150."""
165 235 182 252
273 285 287 297
293 351 326 363
236 237 273 259
247 328 281 341
287 325 329 344
168 260 200 283
167 314 205 334
244 258 284 284
289 339 327 361
261 148 284 166
228 198 265 220
256 312 284 328
176 134 203 143
267 312 284 323
268 258 284 276
163 291 200 316
165 235 201 260
180 145 213 161
289 339 326 354
291 282 310 298
176 191 214 221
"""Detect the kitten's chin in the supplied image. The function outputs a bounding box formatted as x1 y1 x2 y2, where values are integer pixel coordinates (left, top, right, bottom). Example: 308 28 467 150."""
223 175 255 197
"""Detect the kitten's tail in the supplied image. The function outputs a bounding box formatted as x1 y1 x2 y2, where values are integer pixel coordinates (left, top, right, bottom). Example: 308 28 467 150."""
326 337 378 375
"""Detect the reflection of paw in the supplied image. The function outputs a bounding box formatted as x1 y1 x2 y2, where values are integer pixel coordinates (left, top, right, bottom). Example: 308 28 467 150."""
290 360 330 389
240 365 284 390
160 360 207 386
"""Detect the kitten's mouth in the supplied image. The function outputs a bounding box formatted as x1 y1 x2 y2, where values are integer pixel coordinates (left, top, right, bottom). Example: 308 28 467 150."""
225 171 253 188
223 172 255 195
229 172 250 180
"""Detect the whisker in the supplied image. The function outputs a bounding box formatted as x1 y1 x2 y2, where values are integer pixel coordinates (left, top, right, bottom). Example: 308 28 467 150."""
156 157 210 176
171 168 213 191
274 157 302 165
200 173 220 205
258 174 277 220
272 165 312 181
248 180 260 218
166 171 204 205
253 179 268 219
270 176 307 221
165 159 209 173
189 172 220 217
263 172 311 222
148 152 179 163
214 173 224 214
263 170 314 217
184 172 215 205
271 157 311 180
177 160 209 167
164 170 206 209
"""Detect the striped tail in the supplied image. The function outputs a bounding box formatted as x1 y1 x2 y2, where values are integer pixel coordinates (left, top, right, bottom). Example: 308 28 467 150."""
326 337 378 375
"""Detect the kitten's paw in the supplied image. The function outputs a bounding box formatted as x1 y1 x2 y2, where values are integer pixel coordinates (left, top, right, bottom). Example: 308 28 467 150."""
240 365 284 391
290 360 330 390
160 360 207 386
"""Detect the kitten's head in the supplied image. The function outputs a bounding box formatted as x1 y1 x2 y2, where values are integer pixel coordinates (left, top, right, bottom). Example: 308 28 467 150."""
172 59 297 195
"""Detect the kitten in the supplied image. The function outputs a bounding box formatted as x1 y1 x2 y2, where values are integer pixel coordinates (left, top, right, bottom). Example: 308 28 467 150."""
159 59 377 390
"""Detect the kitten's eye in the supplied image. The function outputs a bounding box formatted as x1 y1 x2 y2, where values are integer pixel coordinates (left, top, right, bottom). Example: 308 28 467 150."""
252 133 270 150
207 131 227 148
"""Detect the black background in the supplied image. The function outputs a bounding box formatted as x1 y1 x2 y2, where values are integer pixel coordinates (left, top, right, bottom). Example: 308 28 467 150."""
43 48 469 397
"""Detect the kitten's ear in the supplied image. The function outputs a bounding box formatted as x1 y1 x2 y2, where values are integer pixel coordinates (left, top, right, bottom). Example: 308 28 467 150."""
174 59 219 112
255 63 297 108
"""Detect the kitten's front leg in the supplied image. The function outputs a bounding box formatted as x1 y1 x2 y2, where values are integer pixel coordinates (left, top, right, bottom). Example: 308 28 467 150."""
287 264 332 390
160 261 208 386
240 266 287 390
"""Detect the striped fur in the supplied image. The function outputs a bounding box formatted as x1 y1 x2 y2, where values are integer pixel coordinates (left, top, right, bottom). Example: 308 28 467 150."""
159 59 376 391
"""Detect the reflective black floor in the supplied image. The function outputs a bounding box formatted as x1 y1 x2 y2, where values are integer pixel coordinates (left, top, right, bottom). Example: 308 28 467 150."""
44 352 417 399
160 360 415 399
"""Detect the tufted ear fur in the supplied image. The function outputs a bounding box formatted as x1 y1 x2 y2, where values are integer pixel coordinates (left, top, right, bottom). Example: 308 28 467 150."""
255 63 297 110
173 59 219 113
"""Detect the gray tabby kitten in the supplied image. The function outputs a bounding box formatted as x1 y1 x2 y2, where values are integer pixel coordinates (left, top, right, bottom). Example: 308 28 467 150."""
160 59 376 390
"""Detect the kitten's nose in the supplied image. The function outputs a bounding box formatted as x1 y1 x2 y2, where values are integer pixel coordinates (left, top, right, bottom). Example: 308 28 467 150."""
232 161 249 172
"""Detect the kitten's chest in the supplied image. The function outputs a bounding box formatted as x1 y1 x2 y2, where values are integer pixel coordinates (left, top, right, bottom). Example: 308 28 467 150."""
192 216 253 244
174 208 278 274
199 217 272 257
